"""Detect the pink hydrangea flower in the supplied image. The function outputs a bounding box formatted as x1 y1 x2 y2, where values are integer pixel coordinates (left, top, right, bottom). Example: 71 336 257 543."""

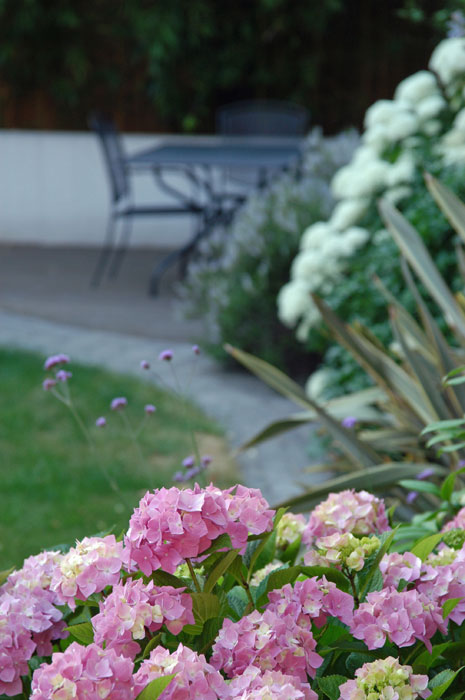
92 579 194 658
43 354 70 371
442 506 465 531
351 587 446 652
303 490 390 546
380 552 422 589
210 607 323 682
0 550 69 695
124 484 274 576
266 576 354 627
134 644 227 700
50 535 124 610
339 656 431 699
229 665 317 700
30 642 134 700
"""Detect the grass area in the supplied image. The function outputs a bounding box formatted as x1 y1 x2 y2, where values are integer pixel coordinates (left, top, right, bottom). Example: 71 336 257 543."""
0 347 230 570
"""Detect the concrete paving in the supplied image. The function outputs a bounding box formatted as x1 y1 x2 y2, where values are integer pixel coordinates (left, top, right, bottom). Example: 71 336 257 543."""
0 245 321 506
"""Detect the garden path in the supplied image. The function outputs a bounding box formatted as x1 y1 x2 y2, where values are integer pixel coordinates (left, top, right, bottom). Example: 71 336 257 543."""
0 245 322 506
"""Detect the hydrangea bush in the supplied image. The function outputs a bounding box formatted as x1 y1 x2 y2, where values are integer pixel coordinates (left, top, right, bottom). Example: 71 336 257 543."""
3 478 465 700
279 36 465 396
180 128 358 374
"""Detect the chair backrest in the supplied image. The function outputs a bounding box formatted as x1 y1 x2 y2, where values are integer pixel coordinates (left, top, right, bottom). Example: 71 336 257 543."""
216 99 309 137
88 112 129 203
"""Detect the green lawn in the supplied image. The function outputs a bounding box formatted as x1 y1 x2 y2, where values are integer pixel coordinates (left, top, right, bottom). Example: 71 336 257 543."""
0 347 226 569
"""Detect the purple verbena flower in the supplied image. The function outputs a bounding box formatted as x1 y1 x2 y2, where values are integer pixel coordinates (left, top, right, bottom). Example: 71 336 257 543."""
140 360 150 370
44 354 70 371
201 455 212 468
159 349 173 361
406 491 418 504
182 455 195 469
185 466 201 480
144 404 156 415
111 397 128 411
192 345 200 355
95 416 107 428
55 370 72 383
342 416 358 429
42 378 57 391
416 467 435 481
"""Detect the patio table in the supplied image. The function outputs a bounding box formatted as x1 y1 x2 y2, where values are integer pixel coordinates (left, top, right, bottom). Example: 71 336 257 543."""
125 136 303 294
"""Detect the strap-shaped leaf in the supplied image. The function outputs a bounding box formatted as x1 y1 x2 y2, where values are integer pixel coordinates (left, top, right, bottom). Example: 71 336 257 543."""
135 675 176 700
313 295 434 425
227 344 381 469
425 172 465 246
379 198 465 338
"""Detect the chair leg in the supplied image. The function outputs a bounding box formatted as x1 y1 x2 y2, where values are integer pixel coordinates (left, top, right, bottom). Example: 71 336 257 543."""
91 215 117 287
109 215 133 278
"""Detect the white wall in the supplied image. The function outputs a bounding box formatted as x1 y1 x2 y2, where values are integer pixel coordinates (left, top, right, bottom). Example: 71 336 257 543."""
0 130 203 249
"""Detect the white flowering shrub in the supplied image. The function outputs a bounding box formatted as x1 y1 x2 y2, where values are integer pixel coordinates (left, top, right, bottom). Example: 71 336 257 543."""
180 129 358 373
279 36 465 396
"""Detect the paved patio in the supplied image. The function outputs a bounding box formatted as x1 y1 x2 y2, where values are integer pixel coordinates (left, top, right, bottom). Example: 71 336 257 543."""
0 244 321 506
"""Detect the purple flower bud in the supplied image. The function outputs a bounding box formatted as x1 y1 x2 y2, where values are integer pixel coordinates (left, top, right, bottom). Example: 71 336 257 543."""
95 416 107 428
185 466 201 480
144 404 156 415
458 460 465 468
42 378 57 391
159 349 173 361
201 455 212 468
140 360 150 370
341 416 358 429
192 345 200 355
56 369 72 382
111 397 127 411
406 491 418 504
416 467 435 481
182 455 195 469
44 353 70 371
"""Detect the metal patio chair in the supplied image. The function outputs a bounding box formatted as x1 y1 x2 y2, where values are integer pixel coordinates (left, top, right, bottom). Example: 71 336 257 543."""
215 99 309 191
89 112 204 287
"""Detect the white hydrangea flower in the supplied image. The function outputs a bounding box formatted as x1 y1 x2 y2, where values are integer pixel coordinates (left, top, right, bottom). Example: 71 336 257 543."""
394 70 439 105
385 153 416 187
277 279 311 326
331 158 389 199
362 125 389 153
429 37 465 86
422 119 442 136
300 221 336 249
305 367 337 399
384 109 419 142
383 185 413 205
341 226 370 255
415 94 446 121
373 228 390 244
364 99 399 129
329 198 369 230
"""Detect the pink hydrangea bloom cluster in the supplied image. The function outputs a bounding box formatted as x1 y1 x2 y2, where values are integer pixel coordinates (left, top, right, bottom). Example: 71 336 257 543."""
92 579 194 658
30 642 134 700
351 587 446 651
124 484 275 576
50 535 124 610
338 656 431 700
266 576 354 627
228 665 317 700
134 643 228 700
379 552 422 588
210 607 323 682
303 490 390 546
0 551 68 696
